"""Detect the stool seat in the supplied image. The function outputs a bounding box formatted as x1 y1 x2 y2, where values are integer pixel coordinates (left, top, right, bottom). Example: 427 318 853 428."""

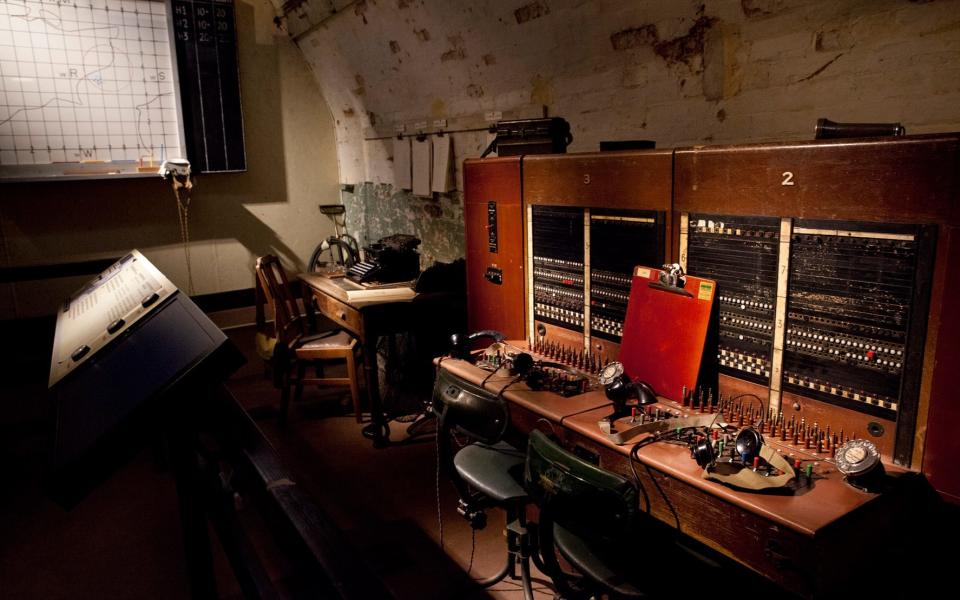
454 440 527 503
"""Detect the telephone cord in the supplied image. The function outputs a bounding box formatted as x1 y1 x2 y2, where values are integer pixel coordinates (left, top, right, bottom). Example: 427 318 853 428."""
173 183 195 295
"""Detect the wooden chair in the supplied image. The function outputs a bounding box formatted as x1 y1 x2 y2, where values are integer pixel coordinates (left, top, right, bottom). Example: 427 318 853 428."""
255 254 362 425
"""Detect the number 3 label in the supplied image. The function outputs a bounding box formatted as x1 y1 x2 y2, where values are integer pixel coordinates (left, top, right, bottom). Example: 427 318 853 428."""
781 171 795 186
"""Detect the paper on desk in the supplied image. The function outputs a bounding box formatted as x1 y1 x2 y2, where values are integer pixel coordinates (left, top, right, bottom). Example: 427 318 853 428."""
393 137 412 189
412 136 432 197
431 135 453 193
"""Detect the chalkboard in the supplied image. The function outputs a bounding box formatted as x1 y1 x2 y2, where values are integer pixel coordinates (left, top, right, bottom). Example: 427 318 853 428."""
171 0 245 173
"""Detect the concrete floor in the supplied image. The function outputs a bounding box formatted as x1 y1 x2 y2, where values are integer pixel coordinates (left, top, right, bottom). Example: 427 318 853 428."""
223 366 555 600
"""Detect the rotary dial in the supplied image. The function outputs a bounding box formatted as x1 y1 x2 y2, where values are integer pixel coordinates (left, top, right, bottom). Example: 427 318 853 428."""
598 361 624 386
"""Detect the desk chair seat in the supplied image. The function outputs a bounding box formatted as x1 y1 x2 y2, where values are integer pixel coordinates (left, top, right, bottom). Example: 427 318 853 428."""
256 255 364 425
291 330 361 422
454 441 527 503
298 330 355 349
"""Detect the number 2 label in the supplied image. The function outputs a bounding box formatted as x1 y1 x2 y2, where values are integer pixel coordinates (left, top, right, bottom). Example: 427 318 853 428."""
781 171 795 186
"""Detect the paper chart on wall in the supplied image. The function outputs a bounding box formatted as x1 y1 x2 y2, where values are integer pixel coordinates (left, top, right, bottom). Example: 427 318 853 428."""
411 136 431 197
0 0 185 177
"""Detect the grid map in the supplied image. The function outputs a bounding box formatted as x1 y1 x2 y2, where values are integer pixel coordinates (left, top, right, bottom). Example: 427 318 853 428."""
0 0 182 168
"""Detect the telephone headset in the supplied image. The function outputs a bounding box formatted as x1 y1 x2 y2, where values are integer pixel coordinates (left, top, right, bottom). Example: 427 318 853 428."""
690 426 764 468
510 352 583 393
448 330 587 395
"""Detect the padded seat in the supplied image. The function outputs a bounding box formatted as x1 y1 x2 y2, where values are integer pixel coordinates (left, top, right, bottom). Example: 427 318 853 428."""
453 441 527 503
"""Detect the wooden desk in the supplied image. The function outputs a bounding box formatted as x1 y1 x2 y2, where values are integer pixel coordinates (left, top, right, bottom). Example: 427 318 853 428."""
299 273 459 447
436 354 911 597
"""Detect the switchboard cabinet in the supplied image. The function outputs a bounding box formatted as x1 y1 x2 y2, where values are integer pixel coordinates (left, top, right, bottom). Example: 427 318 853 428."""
674 134 960 502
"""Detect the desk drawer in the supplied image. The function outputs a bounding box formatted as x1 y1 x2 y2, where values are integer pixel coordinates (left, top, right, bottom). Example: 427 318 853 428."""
313 292 363 337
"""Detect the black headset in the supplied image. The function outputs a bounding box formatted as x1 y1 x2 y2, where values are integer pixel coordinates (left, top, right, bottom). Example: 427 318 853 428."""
508 352 582 391
691 426 764 468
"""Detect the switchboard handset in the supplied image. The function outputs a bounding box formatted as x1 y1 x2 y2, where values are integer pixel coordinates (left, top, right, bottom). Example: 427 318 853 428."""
598 361 657 418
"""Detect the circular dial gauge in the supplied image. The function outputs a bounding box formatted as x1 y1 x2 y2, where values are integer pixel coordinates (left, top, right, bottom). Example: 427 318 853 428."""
835 439 881 477
598 361 624 386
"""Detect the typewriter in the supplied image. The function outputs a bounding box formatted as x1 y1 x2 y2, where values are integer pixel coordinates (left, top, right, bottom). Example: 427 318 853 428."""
347 234 421 283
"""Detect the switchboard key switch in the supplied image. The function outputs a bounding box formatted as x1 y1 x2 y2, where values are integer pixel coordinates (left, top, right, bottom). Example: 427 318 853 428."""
141 292 160 308
71 345 91 362
106 319 125 335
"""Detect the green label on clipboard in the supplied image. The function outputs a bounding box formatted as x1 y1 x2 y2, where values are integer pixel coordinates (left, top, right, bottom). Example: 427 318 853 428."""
698 281 714 301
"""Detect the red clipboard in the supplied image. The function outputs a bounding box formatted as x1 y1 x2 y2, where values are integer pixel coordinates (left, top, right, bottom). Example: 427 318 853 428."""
618 266 716 402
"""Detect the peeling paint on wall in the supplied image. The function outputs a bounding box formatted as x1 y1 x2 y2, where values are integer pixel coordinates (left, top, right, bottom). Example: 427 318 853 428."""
740 0 788 19
355 0 369 25
703 22 742 101
611 8 717 73
482 53 496 65
530 73 552 107
389 40 401 53
654 13 717 71
344 183 465 267
514 1 550 25
414 28 430 42
441 47 466 61
814 27 855 52
610 25 658 51
441 34 466 61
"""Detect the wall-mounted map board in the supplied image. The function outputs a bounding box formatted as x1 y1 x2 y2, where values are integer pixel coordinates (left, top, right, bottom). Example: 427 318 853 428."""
0 0 244 181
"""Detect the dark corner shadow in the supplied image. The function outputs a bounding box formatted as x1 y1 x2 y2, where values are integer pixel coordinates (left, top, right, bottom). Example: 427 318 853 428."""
246 424 499 598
